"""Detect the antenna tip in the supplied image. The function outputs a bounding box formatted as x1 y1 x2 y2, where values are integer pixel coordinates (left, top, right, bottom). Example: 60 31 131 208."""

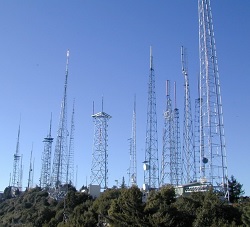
67 49 70 57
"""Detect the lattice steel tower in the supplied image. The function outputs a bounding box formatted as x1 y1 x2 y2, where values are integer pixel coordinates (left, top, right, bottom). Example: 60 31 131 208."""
198 0 228 196
51 50 70 188
143 46 159 190
173 82 182 186
194 77 202 182
40 115 53 188
128 96 137 187
160 80 174 186
66 101 75 185
12 123 21 191
90 100 111 189
181 46 196 184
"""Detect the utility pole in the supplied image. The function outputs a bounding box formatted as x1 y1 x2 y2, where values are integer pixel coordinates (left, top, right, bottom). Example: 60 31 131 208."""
143 46 159 190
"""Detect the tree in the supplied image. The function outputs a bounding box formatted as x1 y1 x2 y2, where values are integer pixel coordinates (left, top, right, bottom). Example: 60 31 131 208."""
3 186 12 200
91 188 121 225
242 202 250 226
144 185 185 227
108 186 146 226
228 175 244 203
193 190 242 226
174 194 202 226
120 176 126 189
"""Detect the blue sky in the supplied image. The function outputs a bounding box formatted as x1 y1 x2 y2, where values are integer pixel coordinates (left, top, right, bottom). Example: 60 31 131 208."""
0 1 249 195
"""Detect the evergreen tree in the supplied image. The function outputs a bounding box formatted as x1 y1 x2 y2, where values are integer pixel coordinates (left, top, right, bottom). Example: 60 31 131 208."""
228 175 244 203
144 185 185 227
121 176 126 189
242 202 250 226
108 186 146 226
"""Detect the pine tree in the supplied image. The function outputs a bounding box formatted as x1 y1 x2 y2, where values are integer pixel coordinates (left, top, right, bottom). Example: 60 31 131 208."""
228 175 244 203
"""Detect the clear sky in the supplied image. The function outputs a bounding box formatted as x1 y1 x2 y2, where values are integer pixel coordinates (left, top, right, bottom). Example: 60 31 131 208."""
0 1 249 195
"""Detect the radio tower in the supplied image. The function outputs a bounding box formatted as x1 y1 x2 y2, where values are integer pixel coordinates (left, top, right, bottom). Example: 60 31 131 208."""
194 76 202 182
12 123 21 191
66 101 75 185
128 96 137 187
173 82 182 186
90 99 111 189
143 46 159 190
51 50 70 188
160 80 174 186
27 145 33 190
40 115 53 188
198 0 228 197
181 46 196 184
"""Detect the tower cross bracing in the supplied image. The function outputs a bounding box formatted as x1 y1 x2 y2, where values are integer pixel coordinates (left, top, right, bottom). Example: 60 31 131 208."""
40 115 53 188
51 50 70 188
128 96 137 187
198 0 228 197
12 124 21 191
90 104 111 189
181 46 196 184
143 46 159 190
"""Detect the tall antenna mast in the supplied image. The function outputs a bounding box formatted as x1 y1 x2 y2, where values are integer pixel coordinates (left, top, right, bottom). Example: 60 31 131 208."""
75 165 78 189
181 46 196 183
20 154 23 192
198 0 228 198
143 46 159 190
161 80 174 186
66 100 75 185
90 98 111 189
172 81 182 186
40 114 53 188
27 144 33 190
51 50 70 188
12 122 22 191
128 95 137 186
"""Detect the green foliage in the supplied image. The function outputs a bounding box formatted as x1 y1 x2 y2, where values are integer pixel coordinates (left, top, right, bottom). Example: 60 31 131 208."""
228 175 245 203
108 186 146 226
193 190 242 226
242 202 250 226
144 185 188 227
92 188 121 217
0 184 248 226
3 187 12 200
120 176 126 189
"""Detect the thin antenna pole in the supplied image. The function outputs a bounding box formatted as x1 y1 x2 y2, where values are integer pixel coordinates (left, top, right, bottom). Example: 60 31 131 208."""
9 173 11 186
150 46 153 70
174 81 177 109
102 96 104 112
27 144 33 190
75 165 78 189
32 158 35 188
20 154 23 191
49 113 52 137
166 80 170 97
